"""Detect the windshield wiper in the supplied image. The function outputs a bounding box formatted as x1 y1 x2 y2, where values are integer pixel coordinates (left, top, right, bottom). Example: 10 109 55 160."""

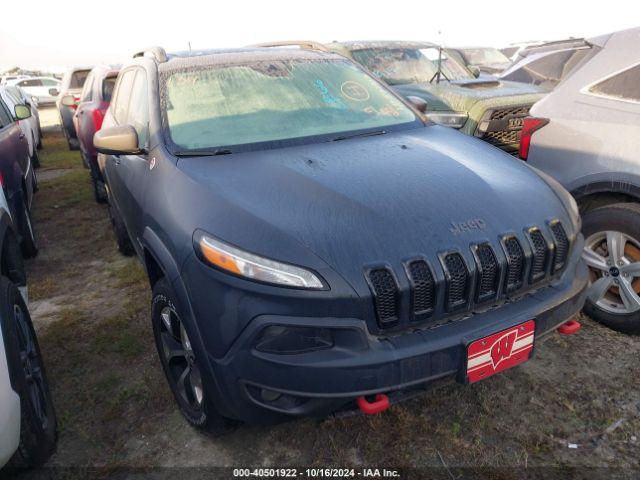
173 149 232 157
330 130 386 142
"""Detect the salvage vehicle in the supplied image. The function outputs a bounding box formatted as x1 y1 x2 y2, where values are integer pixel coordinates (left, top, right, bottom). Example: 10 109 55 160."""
0 187 57 470
522 27 640 334
6 77 60 106
255 41 547 154
52 67 92 150
449 47 512 75
67 65 120 203
95 46 588 431
0 87 42 168
0 90 39 257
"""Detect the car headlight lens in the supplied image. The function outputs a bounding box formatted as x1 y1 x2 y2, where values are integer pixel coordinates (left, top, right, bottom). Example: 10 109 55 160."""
195 232 324 289
426 111 468 129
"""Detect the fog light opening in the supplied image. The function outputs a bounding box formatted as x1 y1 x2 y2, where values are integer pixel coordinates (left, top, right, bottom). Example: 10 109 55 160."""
261 389 282 402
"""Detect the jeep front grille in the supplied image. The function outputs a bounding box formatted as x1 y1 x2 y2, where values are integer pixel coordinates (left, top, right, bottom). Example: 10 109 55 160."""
550 221 569 272
503 236 525 293
367 268 399 327
475 243 500 302
443 252 470 311
407 260 436 318
528 228 549 283
366 220 571 331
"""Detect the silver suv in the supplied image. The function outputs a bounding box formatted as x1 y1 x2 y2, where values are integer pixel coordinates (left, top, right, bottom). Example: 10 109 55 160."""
523 27 640 334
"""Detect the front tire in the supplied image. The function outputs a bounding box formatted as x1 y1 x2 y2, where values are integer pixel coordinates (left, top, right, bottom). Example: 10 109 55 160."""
1 277 57 468
582 203 640 334
151 278 234 435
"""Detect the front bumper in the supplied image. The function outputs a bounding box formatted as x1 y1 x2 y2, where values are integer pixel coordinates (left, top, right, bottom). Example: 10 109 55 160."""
0 327 20 467
193 256 588 424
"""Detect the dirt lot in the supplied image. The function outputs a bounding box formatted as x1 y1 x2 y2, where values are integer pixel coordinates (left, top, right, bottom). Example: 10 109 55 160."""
16 118 640 478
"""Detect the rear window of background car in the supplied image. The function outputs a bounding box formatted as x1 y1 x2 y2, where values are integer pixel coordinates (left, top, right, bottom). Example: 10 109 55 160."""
589 64 640 103
102 77 117 102
69 70 91 89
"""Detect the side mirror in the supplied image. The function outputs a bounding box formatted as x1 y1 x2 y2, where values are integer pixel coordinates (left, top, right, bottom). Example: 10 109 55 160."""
61 94 77 107
406 96 428 114
49 88 60 97
14 104 31 120
469 66 481 78
94 125 140 155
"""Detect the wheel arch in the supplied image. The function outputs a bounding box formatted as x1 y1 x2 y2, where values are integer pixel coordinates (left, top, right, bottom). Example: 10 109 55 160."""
0 213 25 287
572 181 640 213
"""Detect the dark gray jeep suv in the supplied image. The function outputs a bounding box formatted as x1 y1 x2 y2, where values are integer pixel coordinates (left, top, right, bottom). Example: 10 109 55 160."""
95 46 588 431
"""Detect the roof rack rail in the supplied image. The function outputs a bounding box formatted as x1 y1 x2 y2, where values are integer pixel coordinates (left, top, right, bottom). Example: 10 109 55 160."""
133 46 168 63
248 40 330 52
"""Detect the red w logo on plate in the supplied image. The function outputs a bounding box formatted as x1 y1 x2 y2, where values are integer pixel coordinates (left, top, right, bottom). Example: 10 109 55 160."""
490 331 517 368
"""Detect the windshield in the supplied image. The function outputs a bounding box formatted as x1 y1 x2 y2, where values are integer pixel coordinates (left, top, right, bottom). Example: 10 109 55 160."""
350 47 473 85
460 48 510 65
161 59 420 152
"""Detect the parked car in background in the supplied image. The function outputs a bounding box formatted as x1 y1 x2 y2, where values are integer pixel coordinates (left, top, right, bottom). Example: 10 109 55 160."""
501 39 599 91
3 86 42 151
0 75 30 86
6 77 60 106
0 88 41 168
69 65 120 203
0 94 38 257
0 188 56 470
94 46 586 431
261 40 548 154
449 47 512 75
54 67 92 150
521 27 640 334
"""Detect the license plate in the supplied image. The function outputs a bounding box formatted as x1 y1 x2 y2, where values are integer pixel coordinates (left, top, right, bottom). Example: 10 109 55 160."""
466 320 535 383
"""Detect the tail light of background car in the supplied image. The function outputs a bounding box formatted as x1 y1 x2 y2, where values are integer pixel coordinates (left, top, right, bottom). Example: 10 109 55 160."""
519 117 549 160
92 107 106 132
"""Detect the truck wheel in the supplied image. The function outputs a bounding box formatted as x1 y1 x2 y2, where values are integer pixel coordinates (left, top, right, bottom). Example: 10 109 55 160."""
107 202 134 256
1 276 57 468
582 203 640 334
17 194 38 259
151 278 235 435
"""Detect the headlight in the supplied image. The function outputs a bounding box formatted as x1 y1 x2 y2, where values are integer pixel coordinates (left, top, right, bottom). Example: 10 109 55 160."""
426 111 468 129
194 231 325 289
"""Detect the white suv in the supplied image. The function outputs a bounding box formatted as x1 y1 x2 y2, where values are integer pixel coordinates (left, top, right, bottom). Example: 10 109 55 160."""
0 189 56 470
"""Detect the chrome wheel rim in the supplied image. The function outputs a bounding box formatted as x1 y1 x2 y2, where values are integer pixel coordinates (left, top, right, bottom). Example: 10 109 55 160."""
159 306 203 409
583 231 640 314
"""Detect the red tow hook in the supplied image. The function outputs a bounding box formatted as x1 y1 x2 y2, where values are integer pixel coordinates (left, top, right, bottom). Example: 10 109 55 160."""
357 394 390 415
557 319 581 335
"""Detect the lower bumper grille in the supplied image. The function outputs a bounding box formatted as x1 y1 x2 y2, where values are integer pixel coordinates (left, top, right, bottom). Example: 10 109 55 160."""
366 219 573 331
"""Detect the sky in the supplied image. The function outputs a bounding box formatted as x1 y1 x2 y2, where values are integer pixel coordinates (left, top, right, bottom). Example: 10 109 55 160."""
1 0 638 72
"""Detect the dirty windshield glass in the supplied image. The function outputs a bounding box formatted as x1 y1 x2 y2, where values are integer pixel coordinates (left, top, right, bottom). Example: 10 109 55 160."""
460 48 510 65
162 59 419 152
351 48 472 85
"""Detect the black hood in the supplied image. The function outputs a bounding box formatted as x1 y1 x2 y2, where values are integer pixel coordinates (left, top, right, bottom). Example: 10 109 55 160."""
177 126 572 294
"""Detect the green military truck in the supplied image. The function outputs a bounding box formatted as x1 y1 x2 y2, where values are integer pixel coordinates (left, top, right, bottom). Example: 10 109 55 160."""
255 41 547 154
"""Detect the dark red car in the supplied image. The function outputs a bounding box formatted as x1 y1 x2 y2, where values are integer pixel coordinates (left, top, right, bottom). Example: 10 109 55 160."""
67 65 120 203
